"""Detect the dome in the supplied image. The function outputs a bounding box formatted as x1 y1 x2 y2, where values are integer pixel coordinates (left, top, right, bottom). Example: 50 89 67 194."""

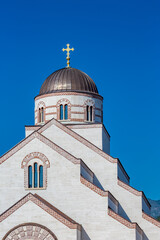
39 67 98 95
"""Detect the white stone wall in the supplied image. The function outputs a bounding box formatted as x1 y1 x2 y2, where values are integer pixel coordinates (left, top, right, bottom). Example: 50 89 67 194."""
68 124 110 155
0 120 160 239
0 136 141 240
34 93 103 125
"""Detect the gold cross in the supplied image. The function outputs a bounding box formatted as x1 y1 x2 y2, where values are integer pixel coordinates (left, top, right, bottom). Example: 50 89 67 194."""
62 44 74 68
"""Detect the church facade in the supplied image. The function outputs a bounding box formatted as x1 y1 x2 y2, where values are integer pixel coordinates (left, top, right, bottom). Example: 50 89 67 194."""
0 47 159 240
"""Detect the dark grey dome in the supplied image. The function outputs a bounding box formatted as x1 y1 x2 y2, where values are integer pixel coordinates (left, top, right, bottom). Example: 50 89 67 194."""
39 67 98 95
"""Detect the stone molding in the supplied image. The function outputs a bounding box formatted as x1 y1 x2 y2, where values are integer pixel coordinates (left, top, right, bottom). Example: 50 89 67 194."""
118 179 151 209
142 211 160 228
108 208 143 235
21 152 50 168
0 193 81 230
66 123 103 129
3 223 57 240
21 152 50 189
80 176 118 206
25 126 40 131
36 101 46 124
0 131 80 166
80 175 108 197
56 98 71 120
35 91 103 101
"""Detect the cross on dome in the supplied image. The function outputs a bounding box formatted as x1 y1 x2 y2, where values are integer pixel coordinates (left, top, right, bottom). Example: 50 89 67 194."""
62 44 74 68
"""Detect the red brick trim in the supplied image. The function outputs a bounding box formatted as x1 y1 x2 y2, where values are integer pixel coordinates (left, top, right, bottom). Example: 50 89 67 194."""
0 193 81 230
38 118 116 164
71 111 84 114
21 152 50 168
142 211 160 228
80 175 108 196
36 101 46 124
70 118 84 122
71 104 84 107
67 123 103 129
118 179 151 209
25 126 40 131
35 91 103 101
108 208 143 235
80 176 118 206
2 222 58 240
45 112 57 115
0 131 80 166
36 132 80 164
56 98 71 120
21 152 50 189
45 105 57 109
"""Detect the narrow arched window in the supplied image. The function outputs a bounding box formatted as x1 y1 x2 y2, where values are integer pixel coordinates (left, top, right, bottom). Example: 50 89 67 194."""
60 104 63 120
64 104 68 120
34 163 38 188
39 107 44 123
90 106 93 121
86 106 89 121
41 107 44 122
39 165 43 188
28 165 32 188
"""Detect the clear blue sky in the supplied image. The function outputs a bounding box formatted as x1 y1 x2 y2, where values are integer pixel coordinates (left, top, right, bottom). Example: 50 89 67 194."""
0 0 159 200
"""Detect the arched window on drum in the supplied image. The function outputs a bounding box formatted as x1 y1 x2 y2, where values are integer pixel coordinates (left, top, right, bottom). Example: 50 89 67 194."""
39 107 44 123
59 104 68 120
86 105 93 122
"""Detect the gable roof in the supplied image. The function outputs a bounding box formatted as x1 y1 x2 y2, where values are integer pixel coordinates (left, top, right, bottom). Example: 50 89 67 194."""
37 118 130 181
0 193 81 230
0 131 80 165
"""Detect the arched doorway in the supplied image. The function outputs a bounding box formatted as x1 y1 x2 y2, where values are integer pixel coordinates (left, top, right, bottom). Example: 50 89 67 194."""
3 223 58 240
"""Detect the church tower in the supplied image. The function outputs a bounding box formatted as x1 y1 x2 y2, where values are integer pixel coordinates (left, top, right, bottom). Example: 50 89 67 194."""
0 45 160 240
26 44 110 154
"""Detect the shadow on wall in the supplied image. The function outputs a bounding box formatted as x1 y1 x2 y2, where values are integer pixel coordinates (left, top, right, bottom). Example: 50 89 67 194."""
82 227 91 240
118 203 131 222
93 175 104 190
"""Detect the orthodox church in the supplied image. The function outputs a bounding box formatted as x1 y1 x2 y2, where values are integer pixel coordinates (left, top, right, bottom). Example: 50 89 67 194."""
0 44 159 240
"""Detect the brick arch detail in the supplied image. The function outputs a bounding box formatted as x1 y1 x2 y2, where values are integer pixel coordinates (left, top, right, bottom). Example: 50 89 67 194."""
21 152 50 189
56 98 71 120
21 152 50 168
36 101 46 124
2 222 58 240
83 99 95 122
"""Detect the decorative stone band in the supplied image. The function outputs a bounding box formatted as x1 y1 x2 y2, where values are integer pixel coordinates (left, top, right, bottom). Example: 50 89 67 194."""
80 176 118 207
118 179 151 209
45 112 57 115
35 91 103 101
21 152 50 189
3 223 58 240
142 211 160 228
0 131 80 165
21 152 50 168
0 193 82 231
108 208 143 236
25 126 40 131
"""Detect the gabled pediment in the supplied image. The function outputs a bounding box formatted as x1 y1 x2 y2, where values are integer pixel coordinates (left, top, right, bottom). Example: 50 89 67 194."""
0 131 80 165
0 193 81 230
